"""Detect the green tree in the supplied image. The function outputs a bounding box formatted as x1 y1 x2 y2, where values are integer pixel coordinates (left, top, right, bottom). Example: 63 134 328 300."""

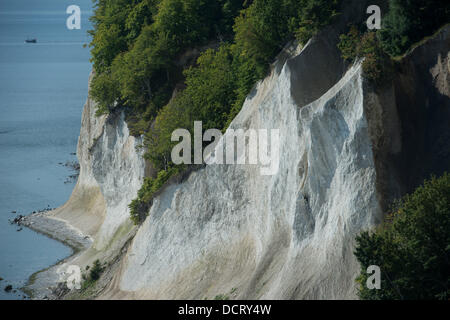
183 45 237 129
145 44 236 171
337 25 361 61
112 26 174 114
145 96 191 171
89 260 103 282
89 0 135 73
129 167 181 224
292 0 340 43
379 0 450 56
125 0 160 43
355 173 450 300
233 0 291 68
338 27 387 82
90 70 120 116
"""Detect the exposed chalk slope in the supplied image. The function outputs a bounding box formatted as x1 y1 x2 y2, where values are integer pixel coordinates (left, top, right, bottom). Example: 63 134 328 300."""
103 37 382 299
28 23 449 300
50 73 146 253
99 24 450 300
25 73 147 299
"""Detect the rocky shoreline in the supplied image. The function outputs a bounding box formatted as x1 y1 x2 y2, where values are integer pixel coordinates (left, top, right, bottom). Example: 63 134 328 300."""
19 212 92 299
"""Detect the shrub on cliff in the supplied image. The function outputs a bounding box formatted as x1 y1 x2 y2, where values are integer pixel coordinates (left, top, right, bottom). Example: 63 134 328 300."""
292 0 340 43
338 27 387 82
337 25 360 61
338 1 450 82
89 260 103 282
378 0 450 56
129 167 181 224
354 173 450 300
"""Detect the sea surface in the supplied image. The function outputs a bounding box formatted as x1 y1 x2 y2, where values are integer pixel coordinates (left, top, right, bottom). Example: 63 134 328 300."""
0 0 92 299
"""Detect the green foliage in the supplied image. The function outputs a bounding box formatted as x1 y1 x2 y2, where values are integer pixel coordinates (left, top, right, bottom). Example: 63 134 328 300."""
184 45 237 129
125 0 160 43
292 0 340 43
379 0 450 56
338 2 450 82
80 259 104 291
233 0 290 67
129 166 181 224
89 260 104 281
88 0 135 73
112 26 174 113
89 0 343 121
359 32 385 82
145 98 190 171
90 71 120 116
355 173 450 300
145 44 238 171
338 27 386 82
89 0 243 117
337 25 360 61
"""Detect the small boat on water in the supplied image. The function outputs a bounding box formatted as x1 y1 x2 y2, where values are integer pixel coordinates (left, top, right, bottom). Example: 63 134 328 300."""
25 38 37 43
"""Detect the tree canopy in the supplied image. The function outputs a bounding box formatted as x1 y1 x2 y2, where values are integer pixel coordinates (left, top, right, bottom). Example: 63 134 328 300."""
379 0 450 56
355 173 450 300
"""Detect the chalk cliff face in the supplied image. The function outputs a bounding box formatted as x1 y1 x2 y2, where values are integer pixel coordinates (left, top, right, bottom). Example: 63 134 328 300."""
52 73 145 258
55 24 449 299
100 33 382 299
110 64 379 300
24 74 147 299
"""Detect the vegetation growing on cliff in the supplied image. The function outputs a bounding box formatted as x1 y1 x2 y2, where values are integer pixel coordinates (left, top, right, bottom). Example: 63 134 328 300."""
355 173 450 300
89 0 341 127
89 0 450 224
87 0 342 223
129 166 181 224
80 259 105 291
378 0 450 56
338 27 388 82
338 0 450 81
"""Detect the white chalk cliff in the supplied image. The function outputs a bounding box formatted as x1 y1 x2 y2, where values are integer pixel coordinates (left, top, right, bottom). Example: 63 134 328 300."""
49 73 146 262
110 59 381 300
40 24 450 300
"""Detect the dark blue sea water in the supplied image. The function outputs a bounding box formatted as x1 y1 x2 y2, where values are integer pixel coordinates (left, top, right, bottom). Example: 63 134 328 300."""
0 0 92 299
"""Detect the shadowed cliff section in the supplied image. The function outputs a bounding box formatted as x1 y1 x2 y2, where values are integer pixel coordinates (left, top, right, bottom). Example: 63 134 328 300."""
364 25 450 212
